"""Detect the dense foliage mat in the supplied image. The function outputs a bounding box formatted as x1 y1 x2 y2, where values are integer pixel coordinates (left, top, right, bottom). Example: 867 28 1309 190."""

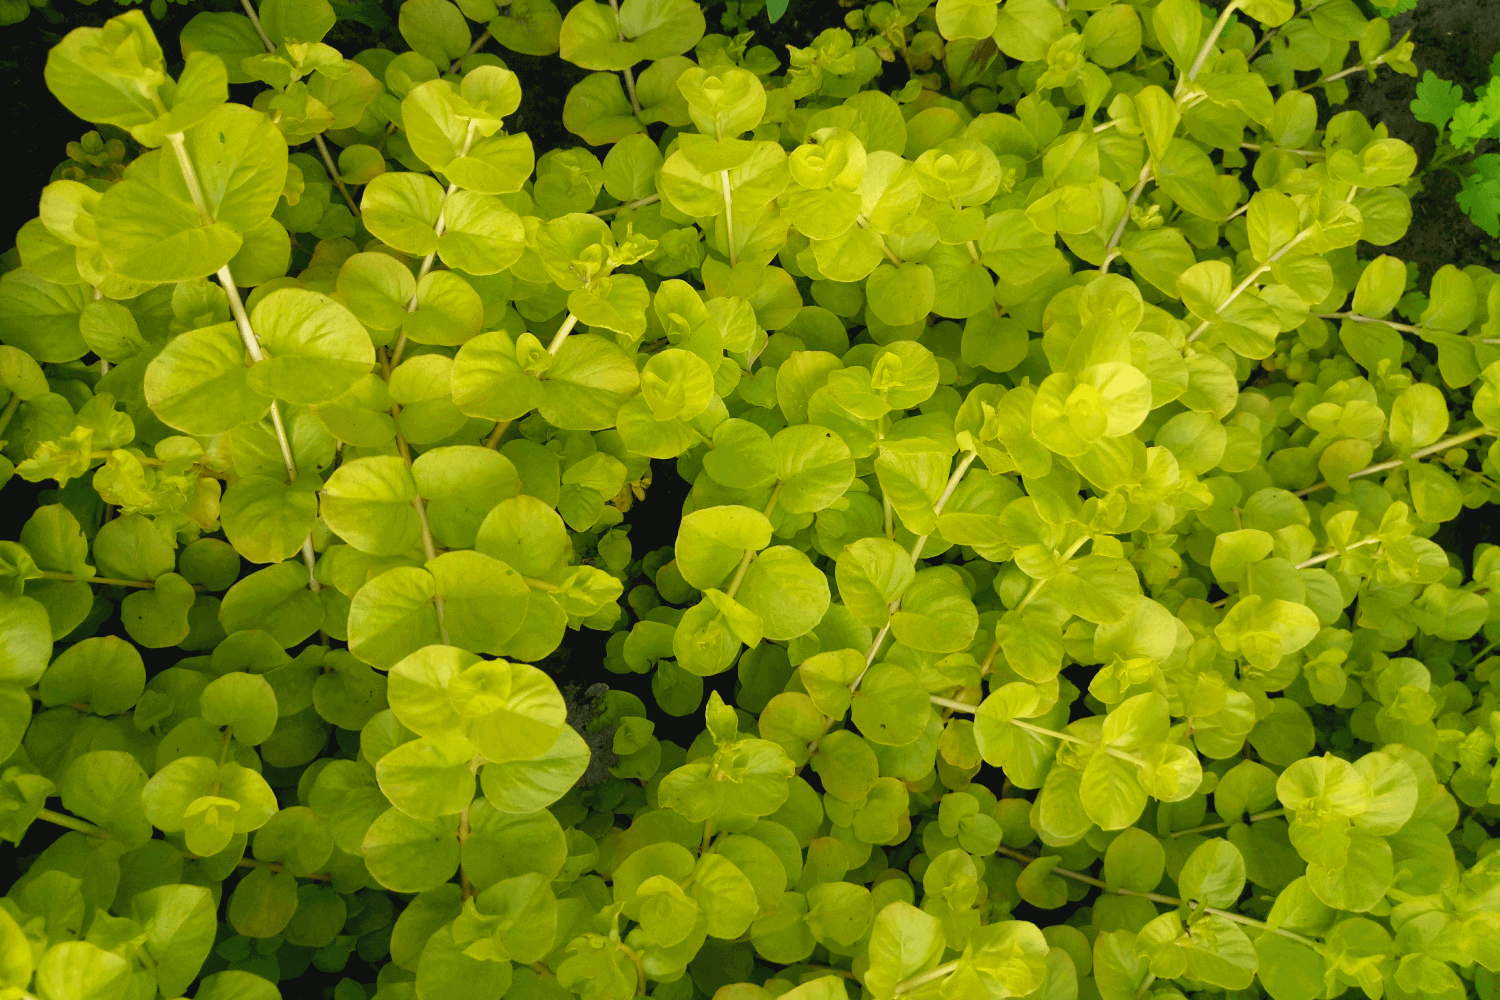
1 1 1500 1000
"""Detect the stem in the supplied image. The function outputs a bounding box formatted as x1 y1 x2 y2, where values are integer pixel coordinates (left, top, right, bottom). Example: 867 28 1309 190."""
802 967 860 981
1186 231 1310 343
0 395 23 438
1012 535 1090 617
1185 0 1242 83
856 216 903 265
90 451 163 465
994 846 1324 949
415 494 448 644
719 170 737 266
591 193 661 217
894 962 958 996
605 0 642 115
979 637 1001 676
315 136 361 219
40 570 206 591
163 133 298 484
1295 536 1378 568
390 120 480 369
234 0 362 218
94 289 109 374
238 0 273 47
208 254 317 597
1295 60 1371 92
905 451 978 567
850 452 977 694
457 755 482 897
484 420 510 449
620 943 648 997
1314 312 1420 333
451 29 490 72
547 313 581 355
1100 164 1153 276
1247 24 1280 59
723 485 783 601
931 700 1143 762
38 808 109 838
930 694 984 714
1169 808 1287 838
235 857 331 879
1294 427 1495 496
1241 142 1325 159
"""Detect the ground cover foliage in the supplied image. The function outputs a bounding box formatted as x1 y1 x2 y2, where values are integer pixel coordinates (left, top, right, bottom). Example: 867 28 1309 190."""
2 1 1500 1000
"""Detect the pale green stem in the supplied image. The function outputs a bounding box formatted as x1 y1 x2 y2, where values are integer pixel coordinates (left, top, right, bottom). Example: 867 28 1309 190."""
235 858 332 880
390 119 480 369
0 395 21 438
1296 59 1376 93
457 754 483 897
451 29 490 72
893 961 958 996
1012 534 1090 615
1186 230 1310 343
484 419 511 449
604 0 642 115
850 451 977 693
1169 808 1287 837
547 313 581 355
165 130 321 603
237 0 360 218
38 808 109 838
856 216 903 265
723 484 783 602
1185 0 1243 83
592 194 661 217
932 699 1144 763
994 846 1324 950
1314 312 1420 333
719 169 737 267
1242 142 1325 159
1295 536 1378 569
1101 163 1153 275
1294 427 1495 497
40 570 205 591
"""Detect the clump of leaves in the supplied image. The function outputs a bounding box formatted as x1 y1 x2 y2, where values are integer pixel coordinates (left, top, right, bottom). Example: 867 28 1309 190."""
1 1 1499 1000
1411 57 1500 236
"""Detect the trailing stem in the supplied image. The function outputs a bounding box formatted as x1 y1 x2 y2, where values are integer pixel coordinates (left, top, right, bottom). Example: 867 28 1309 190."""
548 313 581 355
1186 231 1310 343
993 846 1324 950
1100 163 1154 275
849 450 978 693
164 130 323 607
40 570 206 591
237 0 360 219
605 0 642 115
1294 426 1495 496
1184 0 1242 86
390 119 481 369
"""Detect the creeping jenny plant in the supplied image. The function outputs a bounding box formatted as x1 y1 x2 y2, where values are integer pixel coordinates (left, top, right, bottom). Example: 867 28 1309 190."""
2 1 1500 1000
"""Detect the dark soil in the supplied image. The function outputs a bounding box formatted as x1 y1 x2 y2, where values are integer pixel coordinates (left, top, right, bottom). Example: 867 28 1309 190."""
1344 0 1500 274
